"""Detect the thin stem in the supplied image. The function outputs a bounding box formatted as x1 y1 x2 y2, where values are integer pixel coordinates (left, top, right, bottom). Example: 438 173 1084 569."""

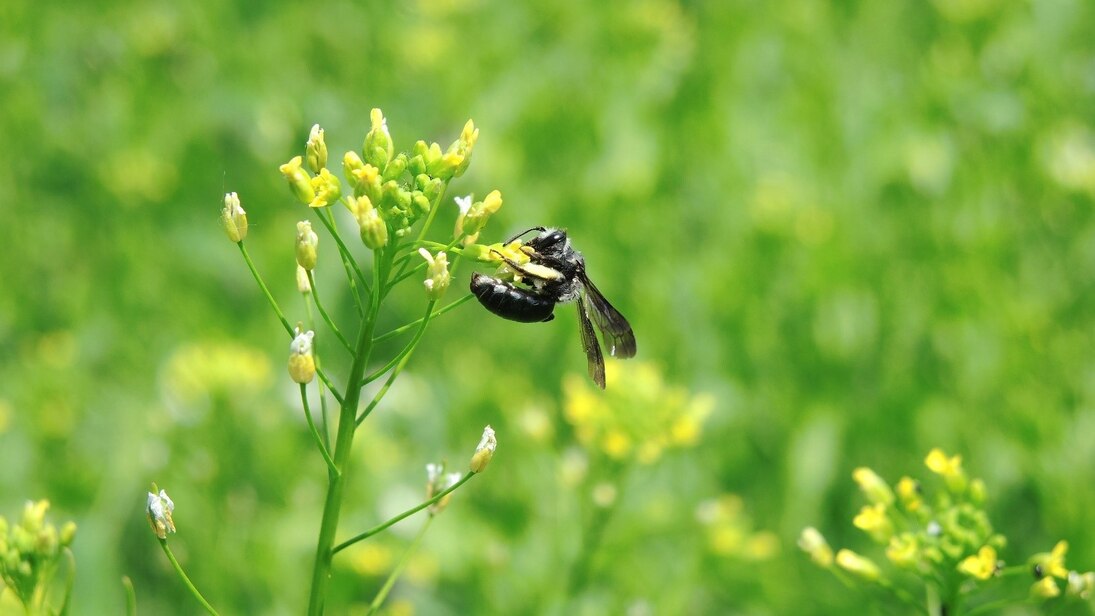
301 383 339 478
59 548 75 616
364 301 436 385
238 241 343 406
304 299 331 450
122 576 137 616
316 207 369 315
307 245 393 616
365 517 433 616
373 294 474 343
306 270 353 354
332 472 475 555
158 539 220 616
237 242 293 334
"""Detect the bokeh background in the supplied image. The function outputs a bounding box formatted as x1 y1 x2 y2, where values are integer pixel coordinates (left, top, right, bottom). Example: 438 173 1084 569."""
3 0 1095 613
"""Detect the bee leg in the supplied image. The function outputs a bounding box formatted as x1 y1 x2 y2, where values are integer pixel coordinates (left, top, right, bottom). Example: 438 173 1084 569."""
489 249 558 282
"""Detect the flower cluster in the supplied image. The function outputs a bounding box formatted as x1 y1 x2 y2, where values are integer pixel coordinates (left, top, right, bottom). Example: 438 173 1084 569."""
278 109 482 248
563 361 712 464
800 449 1095 612
696 494 780 561
0 501 77 611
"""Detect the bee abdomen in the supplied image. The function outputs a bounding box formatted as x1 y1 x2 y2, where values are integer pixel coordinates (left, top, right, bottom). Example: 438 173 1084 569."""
470 273 556 323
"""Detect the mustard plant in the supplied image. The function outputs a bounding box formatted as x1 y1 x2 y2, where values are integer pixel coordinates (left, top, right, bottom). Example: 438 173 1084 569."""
0 500 77 615
148 111 519 615
801 449 1095 614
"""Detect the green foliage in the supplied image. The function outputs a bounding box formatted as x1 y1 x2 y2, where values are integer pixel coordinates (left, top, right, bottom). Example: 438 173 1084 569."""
2 0 1095 613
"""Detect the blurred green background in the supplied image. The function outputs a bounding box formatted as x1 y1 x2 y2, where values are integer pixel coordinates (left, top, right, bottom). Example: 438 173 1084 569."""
3 0 1095 613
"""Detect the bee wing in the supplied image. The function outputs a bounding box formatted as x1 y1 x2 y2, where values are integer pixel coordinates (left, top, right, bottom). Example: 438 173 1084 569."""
576 294 606 389
578 274 637 359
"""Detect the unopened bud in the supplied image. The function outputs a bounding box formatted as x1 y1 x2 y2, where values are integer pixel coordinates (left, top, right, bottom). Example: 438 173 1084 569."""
296 265 312 294
344 150 366 193
221 192 248 243
59 521 77 547
418 248 451 300
305 124 328 174
280 156 315 205
382 152 407 182
146 489 176 539
363 108 393 169
852 467 895 506
295 221 319 270
798 527 833 568
288 328 316 384
470 425 497 473
836 549 881 581
353 196 389 249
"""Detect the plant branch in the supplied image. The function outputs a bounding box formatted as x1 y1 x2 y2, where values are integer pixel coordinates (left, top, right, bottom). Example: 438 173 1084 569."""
158 539 220 616
300 383 338 477
306 270 353 354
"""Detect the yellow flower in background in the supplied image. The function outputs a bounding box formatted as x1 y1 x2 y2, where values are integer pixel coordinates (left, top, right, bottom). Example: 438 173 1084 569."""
925 448 967 493
886 533 919 569
1033 541 1069 580
798 527 833 567
562 361 712 464
958 545 998 580
698 495 779 561
895 476 923 511
1031 576 1061 599
853 503 894 543
162 342 273 406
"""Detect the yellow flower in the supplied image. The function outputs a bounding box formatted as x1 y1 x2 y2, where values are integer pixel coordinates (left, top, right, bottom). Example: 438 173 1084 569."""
836 549 881 581
958 545 998 580
924 448 967 493
886 533 919 569
895 476 923 511
1033 541 1069 580
853 467 894 506
1031 576 1061 599
853 503 894 543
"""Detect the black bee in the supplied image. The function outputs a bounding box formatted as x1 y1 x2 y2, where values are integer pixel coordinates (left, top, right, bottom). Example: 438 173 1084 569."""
470 227 637 388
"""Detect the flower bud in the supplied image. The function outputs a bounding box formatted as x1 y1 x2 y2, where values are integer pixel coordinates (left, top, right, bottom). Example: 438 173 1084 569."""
798 527 833 568
352 196 389 249
470 425 497 473
452 118 478 178
408 153 427 176
363 108 393 169
296 265 312 294
308 168 341 209
344 150 366 193
426 463 462 515
59 521 76 547
288 328 316 384
418 248 451 300
221 192 248 243
382 152 407 182
852 467 895 506
146 489 176 539
280 156 315 205
411 192 431 216
1031 576 1061 599
925 448 967 493
853 503 894 543
836 549 881 582
886 533 918 569
295 221 319 270
454 191 503 245
305 124 328 174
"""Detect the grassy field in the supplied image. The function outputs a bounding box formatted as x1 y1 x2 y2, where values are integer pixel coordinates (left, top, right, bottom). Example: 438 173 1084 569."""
2 0 1095 613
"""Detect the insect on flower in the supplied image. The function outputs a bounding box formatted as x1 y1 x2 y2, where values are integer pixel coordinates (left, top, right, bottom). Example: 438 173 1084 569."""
470 227 637 388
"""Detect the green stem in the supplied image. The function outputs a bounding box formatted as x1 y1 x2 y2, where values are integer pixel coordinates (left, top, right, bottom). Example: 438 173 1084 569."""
332 472 474 555
306 270 353 354
364 301 436 385
58 548 75 616
365 517 434 616
356 300 434 427
300 384 338 478
316 207 369 316
158 539 219 616
238 242 293 333
238 241 343 406
373 294 474 343
122 576 137 616
306 245 393 616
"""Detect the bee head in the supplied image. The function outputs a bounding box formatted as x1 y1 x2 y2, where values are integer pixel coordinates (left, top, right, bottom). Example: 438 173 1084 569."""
529 227 568 253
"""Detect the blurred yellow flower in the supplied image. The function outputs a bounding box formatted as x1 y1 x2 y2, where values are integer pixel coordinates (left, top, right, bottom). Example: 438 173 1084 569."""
895 476 923 511
1033 541 1069 580
1031 576 1061 599
798 527 833 568
836 549 881 581
925 448 967 493
853 503 894 543
698 495 777 561
958 545 998 580
348 542 394 577
852 467 894 506
562 361 712 464
886 533 919 569
162 342 273 406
